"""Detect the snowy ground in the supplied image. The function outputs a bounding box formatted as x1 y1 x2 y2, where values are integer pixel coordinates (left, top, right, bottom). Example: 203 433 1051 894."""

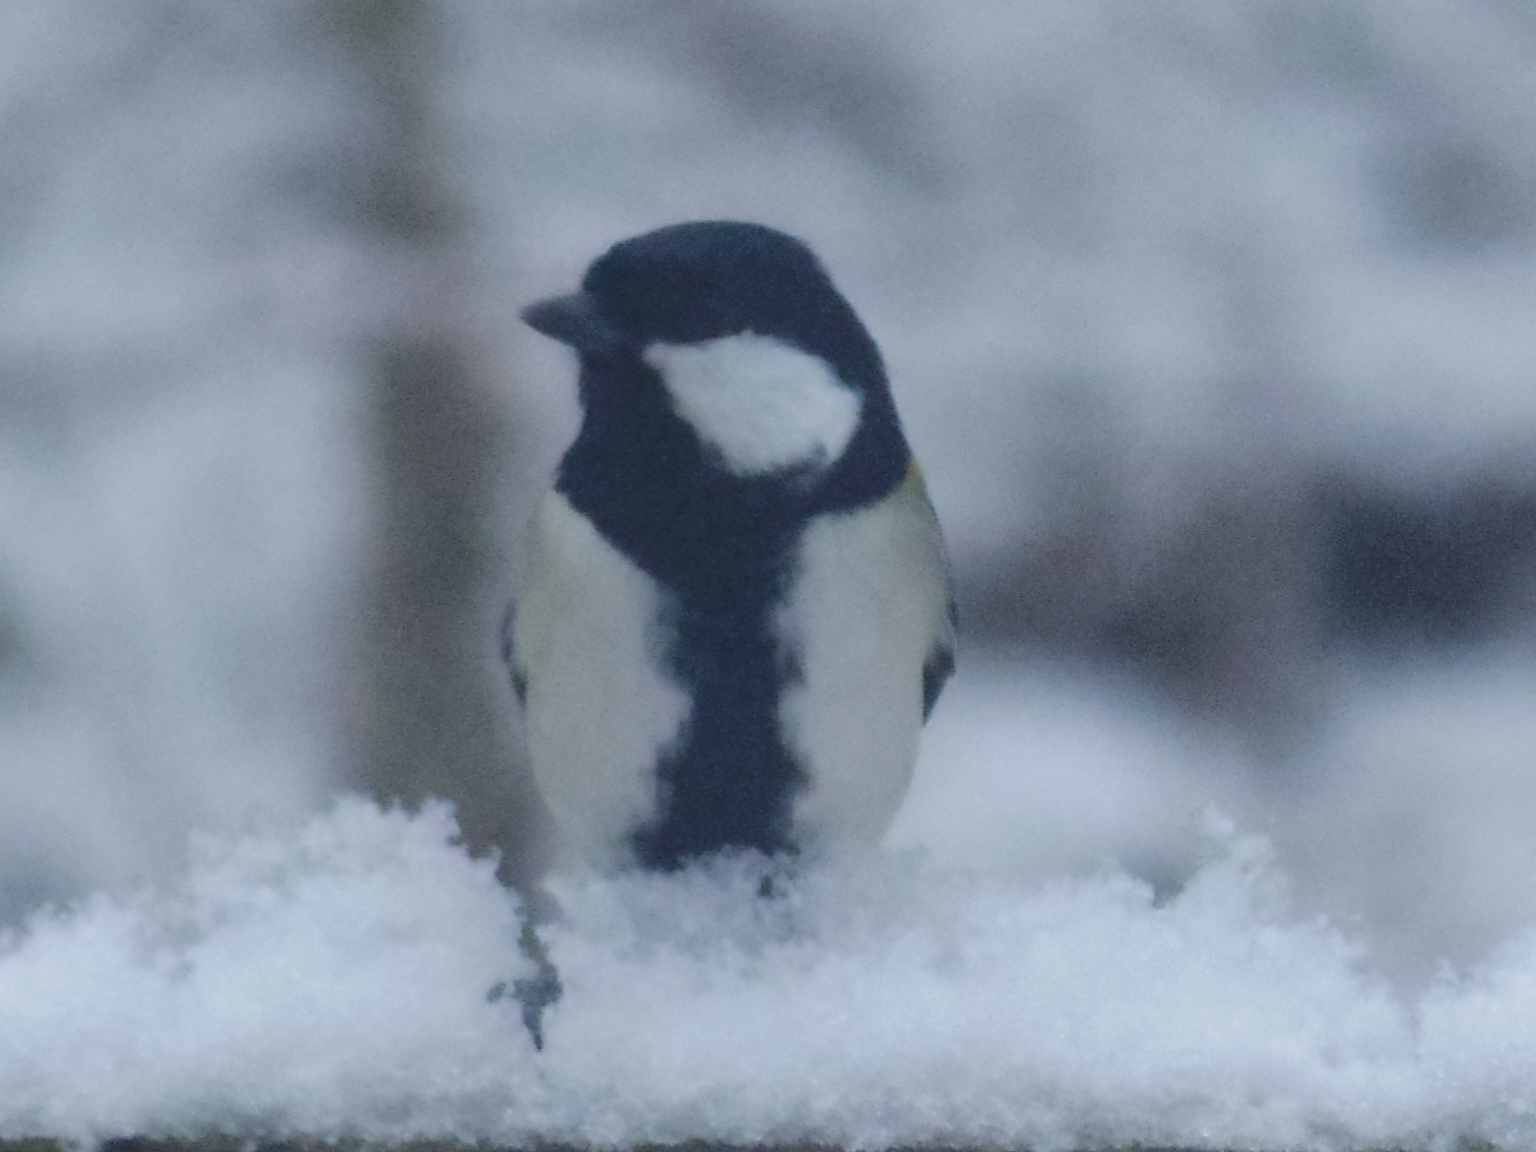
6 657 1536 1149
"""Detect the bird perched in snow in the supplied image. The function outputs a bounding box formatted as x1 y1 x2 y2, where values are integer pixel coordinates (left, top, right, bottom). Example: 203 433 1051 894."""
509 220 955 873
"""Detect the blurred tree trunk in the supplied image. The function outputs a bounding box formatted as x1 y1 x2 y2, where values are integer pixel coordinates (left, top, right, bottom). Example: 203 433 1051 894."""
328 0 549 891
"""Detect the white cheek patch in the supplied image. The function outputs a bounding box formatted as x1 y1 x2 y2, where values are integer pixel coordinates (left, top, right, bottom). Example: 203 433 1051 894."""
644 333 863 476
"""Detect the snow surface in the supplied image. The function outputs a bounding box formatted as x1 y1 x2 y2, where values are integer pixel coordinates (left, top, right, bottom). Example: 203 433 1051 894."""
7 761 1536 1147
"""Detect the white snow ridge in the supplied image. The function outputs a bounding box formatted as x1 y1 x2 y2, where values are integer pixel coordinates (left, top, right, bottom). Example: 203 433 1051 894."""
6 798 1536 1147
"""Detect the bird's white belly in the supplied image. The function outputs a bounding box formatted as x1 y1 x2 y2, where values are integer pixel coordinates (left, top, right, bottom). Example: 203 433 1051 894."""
513 491 689 870
777 471 952 854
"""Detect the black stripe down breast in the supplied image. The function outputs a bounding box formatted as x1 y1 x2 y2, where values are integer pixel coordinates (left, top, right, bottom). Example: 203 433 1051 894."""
557 352 810 868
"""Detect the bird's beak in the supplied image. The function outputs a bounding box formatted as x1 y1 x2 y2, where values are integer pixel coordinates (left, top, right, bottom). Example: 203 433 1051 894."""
521 292 626 354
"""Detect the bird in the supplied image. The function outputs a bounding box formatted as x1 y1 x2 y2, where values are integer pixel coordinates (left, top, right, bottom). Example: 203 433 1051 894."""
508 220 955 874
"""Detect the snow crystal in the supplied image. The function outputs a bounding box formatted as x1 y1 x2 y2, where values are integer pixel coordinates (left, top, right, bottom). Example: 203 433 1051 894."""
7 795 1536 1148
0 800 535 1143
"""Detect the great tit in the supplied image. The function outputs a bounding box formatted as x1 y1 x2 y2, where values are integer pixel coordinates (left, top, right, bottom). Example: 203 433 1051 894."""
510 220 954 873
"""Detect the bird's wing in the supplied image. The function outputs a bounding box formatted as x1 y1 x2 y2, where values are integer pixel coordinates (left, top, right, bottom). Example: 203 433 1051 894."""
904 460 956 723
500 601 528 707
922 592 957 722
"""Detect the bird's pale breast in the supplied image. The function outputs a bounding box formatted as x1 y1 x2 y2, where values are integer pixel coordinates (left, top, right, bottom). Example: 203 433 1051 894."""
513 489 690 871
776 463 953 854
516 466 950 870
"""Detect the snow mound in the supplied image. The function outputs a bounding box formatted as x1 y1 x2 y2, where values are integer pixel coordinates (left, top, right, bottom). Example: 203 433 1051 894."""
5 799 1536 1148
0 801 532 1143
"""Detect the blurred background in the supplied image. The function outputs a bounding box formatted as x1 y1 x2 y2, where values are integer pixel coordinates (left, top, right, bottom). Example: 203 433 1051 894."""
3 0 1536 988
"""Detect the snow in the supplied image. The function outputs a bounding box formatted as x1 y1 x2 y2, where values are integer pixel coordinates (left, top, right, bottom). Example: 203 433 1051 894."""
0 800 528 1143
5 691 1536 1148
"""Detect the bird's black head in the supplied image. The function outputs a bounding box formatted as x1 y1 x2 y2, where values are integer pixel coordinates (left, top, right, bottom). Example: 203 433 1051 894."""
522 221 886 394
524 220 911 521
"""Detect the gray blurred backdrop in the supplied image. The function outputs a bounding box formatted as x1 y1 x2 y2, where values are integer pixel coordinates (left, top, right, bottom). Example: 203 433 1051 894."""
4 0 1536 984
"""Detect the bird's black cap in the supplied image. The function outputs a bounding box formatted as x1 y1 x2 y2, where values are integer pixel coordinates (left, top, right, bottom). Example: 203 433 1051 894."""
530 220 910 517
522 221 884 388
